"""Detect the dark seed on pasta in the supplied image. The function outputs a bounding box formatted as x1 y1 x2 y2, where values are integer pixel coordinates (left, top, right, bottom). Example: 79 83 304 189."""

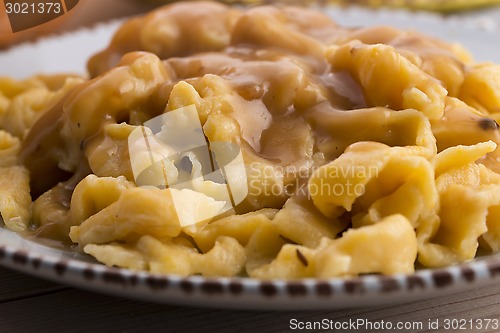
478 118 499 131
296 249 308 267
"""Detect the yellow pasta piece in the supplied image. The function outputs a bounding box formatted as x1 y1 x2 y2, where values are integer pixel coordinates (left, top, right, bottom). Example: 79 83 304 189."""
356 153 437 228
65 52 170 142
30 175 135 240
31 184 72 240
483 204 500 252
0 75 74 117
85 235 246 277
433 140 496 180
190 209 277 252
85 123 137 180
309 107 436 160
231 6 326 58
166 81 205 120
249 244 316 279
417 185 499 267
433 184 492 260
67 175 135 226
0 166 31 232
272 195 347 248
20 53 172 199
335 26 469 96
244 220 286 275
136 236 198 276
418 142 500 267
166 75 236 124
476 164 500 253
391 33 469 97
203 112 241 145
309 142 437 227
327 42 448 119
315 214 417 277
190 236 246 277
87 2 242 76
431 98 500 157
1 88 52 138
459 64 500 114
0 130 20 167
0 77 83 139
417 54 465 97
84 243 147 271
309 142 387 218
69 187 183 246
252 214 417 278
244 161 288 210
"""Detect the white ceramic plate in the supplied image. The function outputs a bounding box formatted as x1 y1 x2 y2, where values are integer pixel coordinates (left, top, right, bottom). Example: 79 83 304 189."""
1 5 500 310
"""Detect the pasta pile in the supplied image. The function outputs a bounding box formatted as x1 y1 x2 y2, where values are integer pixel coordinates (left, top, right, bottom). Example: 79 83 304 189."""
2 1 500 278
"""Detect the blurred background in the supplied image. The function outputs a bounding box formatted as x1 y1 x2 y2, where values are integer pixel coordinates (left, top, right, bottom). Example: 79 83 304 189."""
2 0 500 50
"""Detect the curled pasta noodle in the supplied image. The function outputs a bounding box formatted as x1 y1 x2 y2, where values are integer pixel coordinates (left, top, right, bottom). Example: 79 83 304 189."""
308 142 437 223
459 64 500 114
69 187 183 246
85 235 246 277
306 106 437 160
0 130 20 167
189 209 278 252
0 75 83 139
88 2 242 77
0 165 31 232
327 42 448 120
333 25 471 97
272 195 347 248
250 215 417 279
315 214 418 277
417 141 500 267
67 175 135 227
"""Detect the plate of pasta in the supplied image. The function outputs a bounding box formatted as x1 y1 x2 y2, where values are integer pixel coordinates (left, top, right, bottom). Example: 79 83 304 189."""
1 1 500 309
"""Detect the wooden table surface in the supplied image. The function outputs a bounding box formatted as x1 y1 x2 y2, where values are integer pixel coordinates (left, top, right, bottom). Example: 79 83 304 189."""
0 265 499 332
1 1 500 332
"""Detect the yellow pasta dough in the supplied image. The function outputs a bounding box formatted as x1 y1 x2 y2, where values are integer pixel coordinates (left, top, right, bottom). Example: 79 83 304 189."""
0 165 31 232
